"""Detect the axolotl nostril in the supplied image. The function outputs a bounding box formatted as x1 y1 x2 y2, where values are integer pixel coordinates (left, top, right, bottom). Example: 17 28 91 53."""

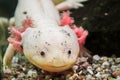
3 0 88 72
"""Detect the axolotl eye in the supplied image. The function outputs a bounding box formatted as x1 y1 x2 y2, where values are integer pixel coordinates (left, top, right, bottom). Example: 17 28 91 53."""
40 51 45 57
67 50 71 55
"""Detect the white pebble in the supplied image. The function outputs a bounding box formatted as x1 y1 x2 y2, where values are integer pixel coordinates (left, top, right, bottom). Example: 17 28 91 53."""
93 55 100 61
111 65 117 71
86 74 92 80
101 74 110 78
87 68 93 75
95 72 101 79
101 61 110 68
22 67 26 71
117 76 120 80
87 66 93 75
27 69 37 77
12 56 19 63
12 63 18 68
72 65 78 70
92 64 98 69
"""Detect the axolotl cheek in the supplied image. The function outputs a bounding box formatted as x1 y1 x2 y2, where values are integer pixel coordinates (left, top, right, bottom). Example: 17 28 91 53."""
21 26 79 72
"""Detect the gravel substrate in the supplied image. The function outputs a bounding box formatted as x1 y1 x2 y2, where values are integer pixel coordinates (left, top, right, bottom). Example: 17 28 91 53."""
2 54 120 80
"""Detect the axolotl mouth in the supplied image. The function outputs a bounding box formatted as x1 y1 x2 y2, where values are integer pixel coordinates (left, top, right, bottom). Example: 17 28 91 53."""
33 62 76 72
24 53 77 72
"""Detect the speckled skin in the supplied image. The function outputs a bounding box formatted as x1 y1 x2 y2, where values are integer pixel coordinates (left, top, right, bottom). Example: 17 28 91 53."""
23 26 79 72
3 0 88 72
18 0 80 72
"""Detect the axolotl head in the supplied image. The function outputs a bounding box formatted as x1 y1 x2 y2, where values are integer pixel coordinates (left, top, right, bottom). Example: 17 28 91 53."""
22 25 79 72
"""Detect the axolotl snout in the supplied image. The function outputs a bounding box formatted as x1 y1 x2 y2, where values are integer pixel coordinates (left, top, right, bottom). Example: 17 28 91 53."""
3 0 88 72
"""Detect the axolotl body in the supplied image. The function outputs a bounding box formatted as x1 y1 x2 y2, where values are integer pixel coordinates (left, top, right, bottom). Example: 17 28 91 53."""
3 0 88 72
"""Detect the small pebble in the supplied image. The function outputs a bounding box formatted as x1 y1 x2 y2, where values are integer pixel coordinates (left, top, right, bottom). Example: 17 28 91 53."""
12 56 19 63
108 58 113 62
82 69 88 75
92 64 98 69
18 72 25 78
12 63 19 68
117 76 120 80
115 58 120 64
87 66 93 75
111 65 118 71
101 57 108 61
101 61 110 68
93 55 100 61
27 69 37 77
95 72 102 79
72 65 78 72
96 67 103 72
108 77 116 80
87 68 93 75
45 75 51 79
101 73 110 78
86 74 92 80
11 78 16 80
118 64 120 68
112 70 120 77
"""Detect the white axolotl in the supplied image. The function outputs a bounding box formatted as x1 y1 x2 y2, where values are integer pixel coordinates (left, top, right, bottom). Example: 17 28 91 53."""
3 0 88 72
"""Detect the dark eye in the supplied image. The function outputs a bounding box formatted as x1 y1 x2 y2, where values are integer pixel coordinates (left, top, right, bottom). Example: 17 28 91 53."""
40 51 45 56
68 50 71 55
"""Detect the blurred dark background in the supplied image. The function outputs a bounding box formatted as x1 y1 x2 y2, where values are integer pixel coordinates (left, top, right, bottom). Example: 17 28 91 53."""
0 0 120 56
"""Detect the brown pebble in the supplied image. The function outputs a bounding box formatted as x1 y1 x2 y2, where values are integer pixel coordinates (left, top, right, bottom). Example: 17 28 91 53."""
112 70 120 77
103 57 108 61
96 67 103 72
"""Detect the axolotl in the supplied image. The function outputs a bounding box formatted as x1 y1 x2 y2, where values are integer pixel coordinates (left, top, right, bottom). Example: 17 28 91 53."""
3 0 88 72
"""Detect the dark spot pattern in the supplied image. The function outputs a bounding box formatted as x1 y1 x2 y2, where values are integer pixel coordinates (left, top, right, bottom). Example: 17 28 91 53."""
61 43 63 45
61 41 68 47
38 31 41 36
60 29 71 37
35 45 37 48
23 11 27 14
45 42 50 46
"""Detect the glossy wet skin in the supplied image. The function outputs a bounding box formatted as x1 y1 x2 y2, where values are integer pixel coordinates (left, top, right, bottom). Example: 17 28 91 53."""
22 25 79 72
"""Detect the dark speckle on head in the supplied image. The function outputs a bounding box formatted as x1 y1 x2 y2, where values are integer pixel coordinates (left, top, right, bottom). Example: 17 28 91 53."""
61 41 67 46
61 43 63 46
33 34 37 39
38 31 41 33
35 35 37 38
45 42 50 46
38 30 41 36
60 29 71 37
67 33 70 36
35 45 37 48
65 41 67 43
32 31 41 38
23 11 27 14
